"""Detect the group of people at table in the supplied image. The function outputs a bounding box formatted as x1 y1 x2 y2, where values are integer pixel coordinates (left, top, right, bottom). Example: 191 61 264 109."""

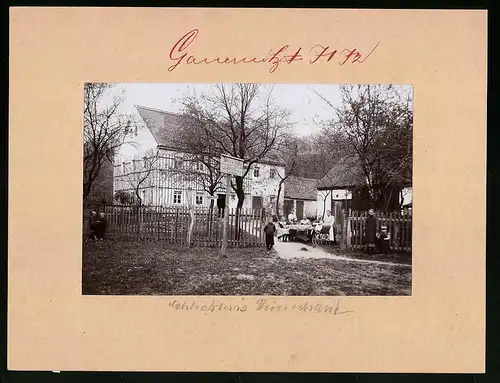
263 208 392 254
262 209 336 250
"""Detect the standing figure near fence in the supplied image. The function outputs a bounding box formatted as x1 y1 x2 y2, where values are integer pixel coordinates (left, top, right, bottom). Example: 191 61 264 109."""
277 216 289 242
365 209 377 254
324 210 336 244
263 220 276 251
87 210 98 240
376 225 391 255
94 212 108 240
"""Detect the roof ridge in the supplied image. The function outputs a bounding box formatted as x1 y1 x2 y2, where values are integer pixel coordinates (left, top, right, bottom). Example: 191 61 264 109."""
134 105 181 117
288 175 320 181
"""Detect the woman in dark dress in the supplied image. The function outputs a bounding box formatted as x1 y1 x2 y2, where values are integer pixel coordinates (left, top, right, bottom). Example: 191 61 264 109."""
365 208 377 254
88 210 98 240
94 212 108 240
264 220 276 251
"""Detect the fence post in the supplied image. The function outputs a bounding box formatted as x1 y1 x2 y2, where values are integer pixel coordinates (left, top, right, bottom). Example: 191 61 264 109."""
346 213 352 249
244 208 249 248
340 210 345 249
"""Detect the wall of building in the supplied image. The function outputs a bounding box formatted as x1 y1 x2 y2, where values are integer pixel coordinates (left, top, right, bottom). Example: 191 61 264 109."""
249 163 285 214
115 118 157 163
401 186 412 206
114 144 285 211
304 200 317 219
113 117 157 200
316 189 352 219
283 199 318 220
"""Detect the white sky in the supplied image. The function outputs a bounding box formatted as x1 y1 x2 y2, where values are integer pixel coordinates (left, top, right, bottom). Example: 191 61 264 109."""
105 83 412 137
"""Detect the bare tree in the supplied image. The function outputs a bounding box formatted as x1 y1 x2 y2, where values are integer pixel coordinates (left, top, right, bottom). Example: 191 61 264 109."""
83 83 134 201
123 149 158 207
173 114 225 211
167 151 224 234
274 135 300 216
176 83 292 210
314 84 413 208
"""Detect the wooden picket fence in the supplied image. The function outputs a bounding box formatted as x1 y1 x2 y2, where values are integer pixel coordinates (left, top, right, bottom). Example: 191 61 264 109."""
345 211 412 252
83 204 265 248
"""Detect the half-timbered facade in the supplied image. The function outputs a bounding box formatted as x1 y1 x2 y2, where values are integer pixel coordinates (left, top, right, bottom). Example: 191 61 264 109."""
113 105 286 210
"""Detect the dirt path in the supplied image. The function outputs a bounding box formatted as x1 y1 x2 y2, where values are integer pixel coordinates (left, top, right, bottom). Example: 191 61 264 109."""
273 240 411 268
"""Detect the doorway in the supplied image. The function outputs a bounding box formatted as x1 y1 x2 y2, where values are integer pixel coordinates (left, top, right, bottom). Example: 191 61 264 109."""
283 199 293 217
252 196 263 210
296 200 304 220
217 194 226 209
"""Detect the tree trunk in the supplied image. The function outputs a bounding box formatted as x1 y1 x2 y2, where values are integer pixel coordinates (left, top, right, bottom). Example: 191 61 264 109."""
321 191 331 221
207 197 215 234
135 193 143 239
83 182 92 202
276 179 284 217
187 206 195 246
235 177 245 240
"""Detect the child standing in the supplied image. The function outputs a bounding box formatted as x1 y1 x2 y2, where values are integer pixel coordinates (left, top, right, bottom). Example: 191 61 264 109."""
377 225 391 255
264 220 276 251
277 216 289 242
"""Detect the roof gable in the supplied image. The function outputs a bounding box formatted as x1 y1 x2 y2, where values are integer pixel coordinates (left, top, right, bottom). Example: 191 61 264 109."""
135 105 285 166
284 176 318 200
316 157 366 189
135 105 182 149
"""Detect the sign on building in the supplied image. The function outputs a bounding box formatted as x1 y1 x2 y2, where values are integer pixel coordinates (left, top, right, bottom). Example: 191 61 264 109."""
220 154 244 177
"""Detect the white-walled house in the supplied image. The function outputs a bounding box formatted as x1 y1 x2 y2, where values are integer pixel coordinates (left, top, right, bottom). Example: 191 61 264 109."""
113 105 286 211
317 189 353 220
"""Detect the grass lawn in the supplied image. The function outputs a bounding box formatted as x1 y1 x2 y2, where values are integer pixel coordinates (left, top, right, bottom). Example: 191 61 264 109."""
82 240 412 296
320 245 412 265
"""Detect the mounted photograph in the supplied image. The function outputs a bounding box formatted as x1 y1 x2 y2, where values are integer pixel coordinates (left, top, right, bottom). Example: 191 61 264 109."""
82 83 413 296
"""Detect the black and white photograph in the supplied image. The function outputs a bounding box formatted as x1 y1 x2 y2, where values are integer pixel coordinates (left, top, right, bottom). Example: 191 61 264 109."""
82 83 413 296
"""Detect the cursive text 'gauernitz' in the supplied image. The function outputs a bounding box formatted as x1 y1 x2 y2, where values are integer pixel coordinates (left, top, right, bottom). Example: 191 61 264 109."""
168 29 380 73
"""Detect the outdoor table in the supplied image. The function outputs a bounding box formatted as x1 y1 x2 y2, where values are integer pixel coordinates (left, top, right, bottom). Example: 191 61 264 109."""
286 224 314 242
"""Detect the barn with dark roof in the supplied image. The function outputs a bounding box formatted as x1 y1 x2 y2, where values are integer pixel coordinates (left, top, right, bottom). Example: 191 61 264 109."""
316 157 413 217
282 176 318 220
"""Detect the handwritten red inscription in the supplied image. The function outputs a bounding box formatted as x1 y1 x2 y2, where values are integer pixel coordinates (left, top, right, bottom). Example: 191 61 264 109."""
168 29 380 73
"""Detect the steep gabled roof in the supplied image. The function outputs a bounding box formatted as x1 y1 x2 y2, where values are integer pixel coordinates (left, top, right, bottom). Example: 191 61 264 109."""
284 176 318 200
135 105 285 167
316 157 366 190
135 105 183 149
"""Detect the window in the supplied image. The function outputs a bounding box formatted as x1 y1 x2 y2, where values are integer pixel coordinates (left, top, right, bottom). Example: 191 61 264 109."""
253 168 260 177
270 168 276 179
196 194 203 205
173 190 182 204
196 161 204 171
